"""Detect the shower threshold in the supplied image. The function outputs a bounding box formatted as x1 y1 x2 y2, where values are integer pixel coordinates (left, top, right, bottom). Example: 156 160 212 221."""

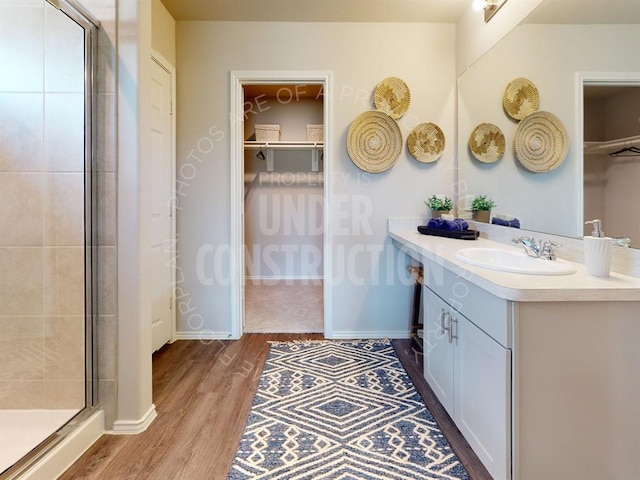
0 409 77 474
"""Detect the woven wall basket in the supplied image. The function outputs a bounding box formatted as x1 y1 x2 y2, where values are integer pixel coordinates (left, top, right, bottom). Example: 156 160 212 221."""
503 77 539 121
468 123 505 163
514 111 568 173
374 77 411 120
407 123 445 163
347 110 402 173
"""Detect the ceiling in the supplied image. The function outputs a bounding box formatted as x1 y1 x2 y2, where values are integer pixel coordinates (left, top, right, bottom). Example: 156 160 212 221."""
584 86 639 98
244 84 323 100
160 0 640 24
159 0 471 23
524 0 640 24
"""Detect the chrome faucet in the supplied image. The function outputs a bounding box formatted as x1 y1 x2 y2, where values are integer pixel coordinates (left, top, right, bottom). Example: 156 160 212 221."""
539 240 560 260
612 237 631 248
512 237 560 260
512 236 540 257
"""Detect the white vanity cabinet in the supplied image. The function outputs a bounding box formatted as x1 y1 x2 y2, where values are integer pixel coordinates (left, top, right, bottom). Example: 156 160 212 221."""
423 278 511 480
389 227 640 480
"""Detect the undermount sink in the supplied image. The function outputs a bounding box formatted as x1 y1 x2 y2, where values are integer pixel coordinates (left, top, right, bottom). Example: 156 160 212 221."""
454 247 577 276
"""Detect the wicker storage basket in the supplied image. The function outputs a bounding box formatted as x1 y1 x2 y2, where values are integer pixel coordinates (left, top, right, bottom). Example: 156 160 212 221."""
255 124 280 142
306 124 324 142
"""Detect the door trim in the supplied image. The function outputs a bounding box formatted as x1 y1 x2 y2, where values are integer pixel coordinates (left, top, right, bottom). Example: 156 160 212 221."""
230 70 333 339
151 49 177 344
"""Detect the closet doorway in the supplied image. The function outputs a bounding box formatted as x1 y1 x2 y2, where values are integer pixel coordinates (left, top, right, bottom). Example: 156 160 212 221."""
579 73 640 248
230 71 333 338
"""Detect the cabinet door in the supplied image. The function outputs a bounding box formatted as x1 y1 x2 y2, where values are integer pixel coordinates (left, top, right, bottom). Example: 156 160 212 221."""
454 314 511 480
423 287 454 416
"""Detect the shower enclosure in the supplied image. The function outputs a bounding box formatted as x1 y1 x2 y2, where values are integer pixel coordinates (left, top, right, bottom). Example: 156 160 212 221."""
0 0 97 476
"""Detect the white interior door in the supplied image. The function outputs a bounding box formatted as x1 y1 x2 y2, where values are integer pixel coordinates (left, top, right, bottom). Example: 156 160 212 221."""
150 57 174 352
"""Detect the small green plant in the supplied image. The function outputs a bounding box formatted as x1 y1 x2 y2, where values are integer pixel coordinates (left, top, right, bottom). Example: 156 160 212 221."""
425 195 453 211
471 195 496 211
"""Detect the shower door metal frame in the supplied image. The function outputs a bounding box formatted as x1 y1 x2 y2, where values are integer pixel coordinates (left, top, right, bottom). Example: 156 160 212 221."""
47 0 100 422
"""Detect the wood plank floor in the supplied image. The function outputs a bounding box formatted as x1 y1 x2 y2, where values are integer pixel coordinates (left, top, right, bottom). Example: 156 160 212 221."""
59 335 491 479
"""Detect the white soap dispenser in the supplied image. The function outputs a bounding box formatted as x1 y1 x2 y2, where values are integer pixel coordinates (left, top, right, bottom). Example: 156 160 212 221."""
584 219 612 277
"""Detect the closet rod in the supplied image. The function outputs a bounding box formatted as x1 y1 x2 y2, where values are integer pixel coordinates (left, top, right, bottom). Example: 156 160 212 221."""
244 172 324 186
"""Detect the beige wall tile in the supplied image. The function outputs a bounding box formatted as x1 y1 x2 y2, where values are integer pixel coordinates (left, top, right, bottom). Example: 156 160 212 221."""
0 93 44 172
43 316 85 380
98 378 116 429
0 380 44 409
0 173 45 246
46 173 85 246
44 379 85 409
0 317 44 380
44 247 85 316
0 3 44 92
97 315 116 380
96 20 116 94
96 93 116 172
44 93 85 172
0 0 108 420
44 2 85 93
96 172 116 246
0 248 44 315
97 246 116 315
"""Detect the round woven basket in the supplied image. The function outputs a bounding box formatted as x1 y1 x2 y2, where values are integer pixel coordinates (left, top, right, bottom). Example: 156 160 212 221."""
468 123 505 163
407 123 445 163
347 110 402 173
374 77 411 120
514 111 568 173
503 78 539 120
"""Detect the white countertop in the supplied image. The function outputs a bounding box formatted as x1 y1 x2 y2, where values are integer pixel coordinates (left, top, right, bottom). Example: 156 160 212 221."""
389 228 640 302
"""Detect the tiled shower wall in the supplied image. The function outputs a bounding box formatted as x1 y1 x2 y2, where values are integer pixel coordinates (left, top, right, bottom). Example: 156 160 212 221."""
0 0 86 409
0 0 118 427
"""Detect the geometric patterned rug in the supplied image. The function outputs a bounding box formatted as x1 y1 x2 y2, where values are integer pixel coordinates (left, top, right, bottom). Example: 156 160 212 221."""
227 340 470 479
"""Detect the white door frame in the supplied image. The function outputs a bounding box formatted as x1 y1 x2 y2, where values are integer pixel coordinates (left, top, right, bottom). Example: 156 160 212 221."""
229 70 333 339
151 49 177 344
575 71 640 236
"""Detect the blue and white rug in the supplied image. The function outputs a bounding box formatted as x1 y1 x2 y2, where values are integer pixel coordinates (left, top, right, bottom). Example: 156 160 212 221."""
227 340 469 479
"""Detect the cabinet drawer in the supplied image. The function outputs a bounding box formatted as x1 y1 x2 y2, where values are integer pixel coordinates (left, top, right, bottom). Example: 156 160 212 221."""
424 259 511 347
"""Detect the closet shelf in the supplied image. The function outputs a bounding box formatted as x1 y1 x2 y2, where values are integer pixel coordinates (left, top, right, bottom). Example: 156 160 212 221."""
244 141 324 150
583 134 640 155
245 141 324 172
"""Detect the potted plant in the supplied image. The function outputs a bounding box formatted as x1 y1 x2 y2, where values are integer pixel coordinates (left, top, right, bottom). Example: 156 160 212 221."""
425 195 453 219
471 195 496 223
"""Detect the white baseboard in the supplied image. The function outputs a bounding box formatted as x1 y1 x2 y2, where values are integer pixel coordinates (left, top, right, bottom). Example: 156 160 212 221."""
176 331 410 340
108 404 157 435
175 331 234 340
245 276 324 281
327 331 411 340
20 410 104 480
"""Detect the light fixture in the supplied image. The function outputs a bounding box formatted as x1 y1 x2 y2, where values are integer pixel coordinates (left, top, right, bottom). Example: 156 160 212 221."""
472 0 488 12
473 0 508 23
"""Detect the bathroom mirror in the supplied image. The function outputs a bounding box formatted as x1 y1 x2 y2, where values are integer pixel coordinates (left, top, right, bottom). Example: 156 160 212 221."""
457 0 640 247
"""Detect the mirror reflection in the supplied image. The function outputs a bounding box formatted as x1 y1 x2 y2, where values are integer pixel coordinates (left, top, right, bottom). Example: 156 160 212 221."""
583 86 640 248
457 0 640 248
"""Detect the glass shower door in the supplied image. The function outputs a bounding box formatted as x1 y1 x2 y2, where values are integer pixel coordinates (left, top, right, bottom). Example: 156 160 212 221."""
0 0 96 475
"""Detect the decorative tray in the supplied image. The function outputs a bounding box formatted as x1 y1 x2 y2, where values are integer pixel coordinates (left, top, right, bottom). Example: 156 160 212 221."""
417 226 480 240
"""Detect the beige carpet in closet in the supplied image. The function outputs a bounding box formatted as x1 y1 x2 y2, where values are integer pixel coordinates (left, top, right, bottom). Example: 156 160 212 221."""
244 280 323 333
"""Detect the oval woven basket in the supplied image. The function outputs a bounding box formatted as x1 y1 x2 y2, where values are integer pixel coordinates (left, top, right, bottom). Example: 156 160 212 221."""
374 77 411 120
407 123 445 163
347 110 402 173
468 123 505 163
503 77 539 121
514 111 568 173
